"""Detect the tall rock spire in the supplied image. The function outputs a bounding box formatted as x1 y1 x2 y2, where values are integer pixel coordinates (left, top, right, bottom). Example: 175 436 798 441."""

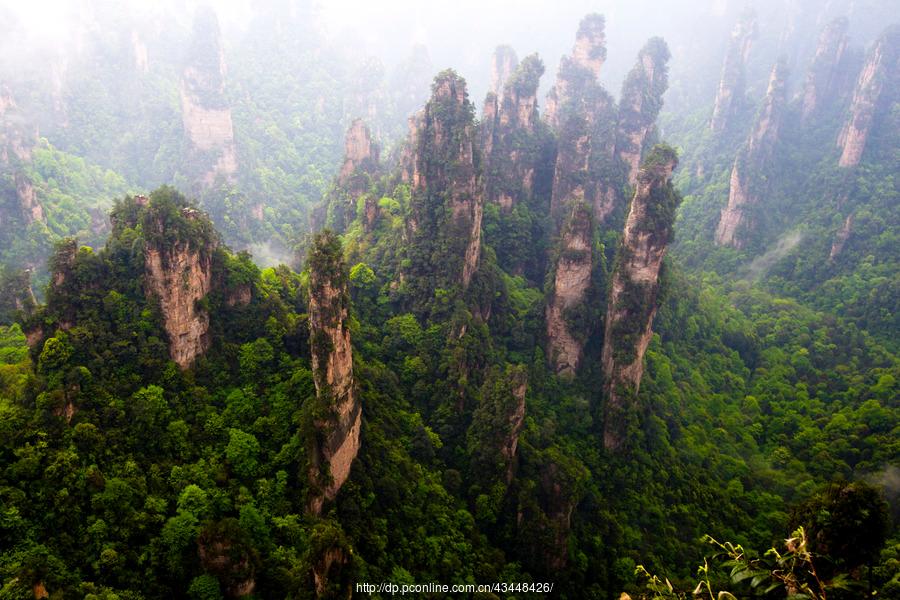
181 6 238 188
837 26 900 167
614 37 671 189
602 145 679 452
481 54 545 211
800 17 849 120
544 14 607 131
715 60 788 248
306 231 361 516
710 11 757 132
404 70 483 314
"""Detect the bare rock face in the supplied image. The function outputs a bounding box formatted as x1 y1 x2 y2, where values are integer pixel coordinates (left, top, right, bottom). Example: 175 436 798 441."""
837 27 900 167
715 61 787 248
181 7 238 188
801 17 849 120
405 70 483 309
481 54 545 211
602 145 679 452
307 231 361 516
829 214 854 260
546 202 593 376
143 209 215 369
338 119 379 191
198 520 257 598
545 14 607 130
710 11 757 132
615 38 671 187
324 119 380 232
131 29 149 74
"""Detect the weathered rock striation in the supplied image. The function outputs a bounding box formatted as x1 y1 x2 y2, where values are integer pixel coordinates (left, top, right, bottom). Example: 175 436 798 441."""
801 17 849 120
837 26 900 167
715 60 788 248
307 231 361 516
404 70 483 311
710 11 757 132
481 54 545 211
545 202 593 376
181 7 238 188
545 14 607 131
602 145 680 452
615 37 671 188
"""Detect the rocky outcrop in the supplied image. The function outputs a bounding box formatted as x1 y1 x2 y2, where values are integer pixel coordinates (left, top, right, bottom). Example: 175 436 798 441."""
545 202 593 376
710 11 757 132
837 27 900 167
481 54 545 211
545 14 607 131
198 520 257 597
801 18 849 120
615 37 671 187
715 61 787 248
143 209 215 369
602 145 679 452
405 70 482 308
468 365 528 484
307 231 361 516
181 7 237 188
829 214 853 260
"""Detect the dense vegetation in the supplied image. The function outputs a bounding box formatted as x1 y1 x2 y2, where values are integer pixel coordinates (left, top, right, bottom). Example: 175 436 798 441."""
0 4 897 600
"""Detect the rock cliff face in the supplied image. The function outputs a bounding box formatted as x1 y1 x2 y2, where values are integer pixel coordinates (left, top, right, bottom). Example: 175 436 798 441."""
143 209 215 369
545 14 607 131
602 146 679 452
405 70 482 308
615 38 671 187
546 202 593 376
829 214 854 260
837 27 900 167
131 30 149 74
181 7 238 188
715 61 787 248
801 18 849 120
481 54 544 211
307 231 361 516
710 12 757 132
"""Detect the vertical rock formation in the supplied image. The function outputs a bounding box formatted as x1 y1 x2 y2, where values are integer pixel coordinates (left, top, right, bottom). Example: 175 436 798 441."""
405 70 483 311
602 145 680 452
481 54 545 211
544 16 619 374
181 7 238 188
615 38 671 188
307 231 361 516
545 14 607 131
837 27 900 167
489 45 519 96
131 29 149 74
142 207 216 369
800 17 849 120
545 202 593 376
710 11 757 132
0 87 44 228
322 119 380 232
715 61 788 248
